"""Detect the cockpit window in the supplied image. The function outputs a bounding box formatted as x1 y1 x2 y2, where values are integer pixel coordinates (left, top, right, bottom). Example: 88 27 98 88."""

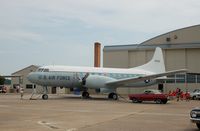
36 68 49 72
37 68 43 72
43 69 49 72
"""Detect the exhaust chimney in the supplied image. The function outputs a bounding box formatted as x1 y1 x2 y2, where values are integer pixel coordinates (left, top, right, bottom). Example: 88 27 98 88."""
94 42 101 67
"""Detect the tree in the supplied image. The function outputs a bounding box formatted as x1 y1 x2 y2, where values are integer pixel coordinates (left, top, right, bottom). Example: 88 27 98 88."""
0 76 5 85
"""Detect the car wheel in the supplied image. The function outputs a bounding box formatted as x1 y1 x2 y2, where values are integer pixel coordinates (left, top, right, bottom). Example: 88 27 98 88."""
162 100 167 104
155 99 162 104
132 98 138 103
196 123 200 129
192 96 196 100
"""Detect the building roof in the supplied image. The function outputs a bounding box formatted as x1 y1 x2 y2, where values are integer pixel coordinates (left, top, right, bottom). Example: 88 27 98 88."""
104 43 200 51
12 65 40 75
104 24 200 51
140 24 200 45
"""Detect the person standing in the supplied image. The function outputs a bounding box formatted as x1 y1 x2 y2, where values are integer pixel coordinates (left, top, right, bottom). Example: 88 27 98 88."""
20 86 24 100
176 88 181 101
185 90 190 101
16 85 19 93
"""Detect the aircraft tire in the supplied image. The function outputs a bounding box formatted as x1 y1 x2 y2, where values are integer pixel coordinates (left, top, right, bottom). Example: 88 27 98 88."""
112 93 118 100
108 93 118 100
82 91 89 99
42 94 48 100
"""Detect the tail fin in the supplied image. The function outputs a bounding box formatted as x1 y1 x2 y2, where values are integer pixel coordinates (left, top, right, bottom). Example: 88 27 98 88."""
134 47 166 74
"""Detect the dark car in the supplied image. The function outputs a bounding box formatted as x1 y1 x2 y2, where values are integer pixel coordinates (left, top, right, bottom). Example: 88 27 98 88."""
190 107 200 129
128 89 168 104
0 85 6 93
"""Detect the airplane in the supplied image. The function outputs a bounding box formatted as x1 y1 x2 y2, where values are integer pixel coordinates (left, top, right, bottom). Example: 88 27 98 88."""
27 47 187 100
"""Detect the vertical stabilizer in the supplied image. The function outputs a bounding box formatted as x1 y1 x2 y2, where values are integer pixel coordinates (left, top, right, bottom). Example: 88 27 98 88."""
134 47 166 74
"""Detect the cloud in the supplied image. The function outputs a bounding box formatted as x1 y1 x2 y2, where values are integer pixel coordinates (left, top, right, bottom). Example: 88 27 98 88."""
0 0 200 75
0 30 42 44
1 0 200 33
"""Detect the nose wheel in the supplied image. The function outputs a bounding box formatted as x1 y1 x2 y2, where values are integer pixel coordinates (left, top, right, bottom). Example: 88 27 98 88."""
42 86 48 100
42 94 48 100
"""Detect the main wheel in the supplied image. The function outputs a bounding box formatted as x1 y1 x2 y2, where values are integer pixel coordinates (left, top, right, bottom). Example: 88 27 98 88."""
42 94 48 100
112 93 118 100
196 123 200 129
108 93 118 100
82 91 89 99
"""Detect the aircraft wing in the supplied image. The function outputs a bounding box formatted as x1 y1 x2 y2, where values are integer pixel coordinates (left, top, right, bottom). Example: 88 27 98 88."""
106 69 187 87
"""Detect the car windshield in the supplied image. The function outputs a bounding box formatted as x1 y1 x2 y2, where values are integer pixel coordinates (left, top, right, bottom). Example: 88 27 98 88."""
153 90 162 94
193 89 200 93
144 90 162 94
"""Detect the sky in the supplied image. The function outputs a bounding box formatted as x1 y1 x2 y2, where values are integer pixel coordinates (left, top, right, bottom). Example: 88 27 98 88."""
0 0 200 75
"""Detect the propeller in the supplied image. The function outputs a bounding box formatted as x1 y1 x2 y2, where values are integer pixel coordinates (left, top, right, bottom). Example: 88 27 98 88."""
82 73 89 85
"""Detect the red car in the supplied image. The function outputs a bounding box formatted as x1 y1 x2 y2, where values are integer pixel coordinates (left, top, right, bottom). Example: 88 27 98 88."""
128 89 168 104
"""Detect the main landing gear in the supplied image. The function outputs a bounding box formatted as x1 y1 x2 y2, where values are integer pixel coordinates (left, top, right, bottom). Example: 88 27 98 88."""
108 93 118 100
82 91 90 99
42 86 48 100
82 91 118 100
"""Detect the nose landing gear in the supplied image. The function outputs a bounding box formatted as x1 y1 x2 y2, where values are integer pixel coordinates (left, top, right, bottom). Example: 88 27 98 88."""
42 94 48 100
42 86 48 100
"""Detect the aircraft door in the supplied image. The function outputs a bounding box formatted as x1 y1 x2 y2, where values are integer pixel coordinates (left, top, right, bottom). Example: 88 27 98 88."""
52 87 56 94
158 84 164 92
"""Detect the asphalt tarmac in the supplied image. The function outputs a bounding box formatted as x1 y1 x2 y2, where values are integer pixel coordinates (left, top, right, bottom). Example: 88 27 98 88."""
0 93 199 131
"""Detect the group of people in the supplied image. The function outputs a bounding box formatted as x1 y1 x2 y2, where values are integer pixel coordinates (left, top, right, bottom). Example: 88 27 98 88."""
168 88 190 101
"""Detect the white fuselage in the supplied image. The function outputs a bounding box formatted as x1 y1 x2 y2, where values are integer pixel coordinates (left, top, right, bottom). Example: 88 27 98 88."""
27 65 157 89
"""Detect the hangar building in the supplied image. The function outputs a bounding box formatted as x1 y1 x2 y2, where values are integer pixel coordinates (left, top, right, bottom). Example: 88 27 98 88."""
103 25 200 94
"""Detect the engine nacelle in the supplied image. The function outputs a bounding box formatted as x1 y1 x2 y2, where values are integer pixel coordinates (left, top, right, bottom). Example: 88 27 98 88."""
85 75 115 89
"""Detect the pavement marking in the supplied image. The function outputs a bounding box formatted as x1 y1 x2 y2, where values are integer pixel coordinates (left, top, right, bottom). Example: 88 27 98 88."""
38 121 60 129
66 128 77 131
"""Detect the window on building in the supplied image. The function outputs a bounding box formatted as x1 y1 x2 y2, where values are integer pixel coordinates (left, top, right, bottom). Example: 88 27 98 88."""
166 75 175 83
26 84 33 89
176 74 186 83
186 74 196 83
197 75 200 83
